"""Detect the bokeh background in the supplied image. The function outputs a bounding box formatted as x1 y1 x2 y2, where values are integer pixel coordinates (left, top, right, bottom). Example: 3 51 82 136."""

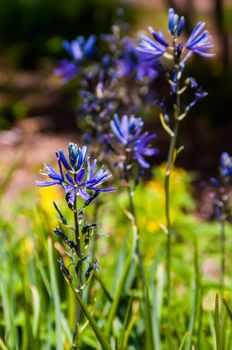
0 2 232 349
0 0 231 202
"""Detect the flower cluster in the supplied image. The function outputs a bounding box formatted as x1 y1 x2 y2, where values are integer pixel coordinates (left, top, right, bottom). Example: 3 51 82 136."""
133 8 215 134
210 153 232 222
110 114 158 169
116 37 158 81
137 7 214 64
55 35 96 83
36 143 115 206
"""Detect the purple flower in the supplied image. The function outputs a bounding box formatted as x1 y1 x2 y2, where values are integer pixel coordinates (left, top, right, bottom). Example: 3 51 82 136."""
68 143 87 172
116 37 158 81
54 59 78 83
55 35 96 83
137 32 167 60
36 143 114 206
36 163 64 187
85 157 115 193
63 35 96 62
168 8 185 36
110 114 158 168
186 22 214 57
220 152 232 177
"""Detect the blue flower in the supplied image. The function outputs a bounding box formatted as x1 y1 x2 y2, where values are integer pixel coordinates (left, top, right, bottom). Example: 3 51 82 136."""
220 152 232 177
36 143 114 206
186 22 214 57
36 163 64 187
110 114 158 168
137 32 167 60
63 35 96 62
54 59 78 83
85 158 115 193
116 37 158 81
168 8 185 36
55 35 96 83
68 143 87 172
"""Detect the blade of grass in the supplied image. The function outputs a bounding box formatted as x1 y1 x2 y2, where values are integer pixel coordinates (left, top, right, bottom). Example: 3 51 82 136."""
61 312 72 345
0 282 18 350
144 285 156 350
222 298 232 322
29 284 40 338
94 272 113 303
105 223 136 338
118 296 133 349
48 237 62 350
197 287 203 350
71 287 112 350
121 313 137 350
0 338 8 350
151 283 161 350
178 332 188 350
215 293 221 350
186 238 200 350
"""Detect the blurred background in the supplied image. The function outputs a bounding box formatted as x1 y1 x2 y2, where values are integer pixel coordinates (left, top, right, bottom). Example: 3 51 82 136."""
0 0 231 203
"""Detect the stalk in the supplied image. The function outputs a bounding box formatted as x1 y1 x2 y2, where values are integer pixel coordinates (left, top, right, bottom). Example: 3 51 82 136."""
165 121 179 303
164 48 181 346
220 214 225 292
72 196 83 350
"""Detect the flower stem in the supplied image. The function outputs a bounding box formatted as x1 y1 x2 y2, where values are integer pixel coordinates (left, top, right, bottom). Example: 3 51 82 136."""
72 197 83 350
164 58 181 347
71 285 112 350
220 211 226 292
165 121 179 302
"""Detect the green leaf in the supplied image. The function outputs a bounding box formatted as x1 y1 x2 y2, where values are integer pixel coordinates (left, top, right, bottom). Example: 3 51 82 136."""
215 293 221 350
73 289 112 350
48 237 63 350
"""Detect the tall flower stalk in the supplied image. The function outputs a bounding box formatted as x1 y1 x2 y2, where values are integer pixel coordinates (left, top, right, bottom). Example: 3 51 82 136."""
108 114 157 345
210 152 232 291
137 7 214 345
36 143 115 349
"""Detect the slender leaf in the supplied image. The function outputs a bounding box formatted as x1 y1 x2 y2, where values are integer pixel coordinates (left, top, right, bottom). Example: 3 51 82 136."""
48 237 63 350
215 293 221 350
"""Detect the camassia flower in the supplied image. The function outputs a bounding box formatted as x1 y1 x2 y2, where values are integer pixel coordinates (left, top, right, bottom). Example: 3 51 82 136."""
55 35 96 82
168 8 185 36
137 31 168 61
63 35 96 62
117 37 158 81
186 22 214 57
54 59 78 83
136 8 214 63
36 143 115 206
110 114 158 168
220 152 232 177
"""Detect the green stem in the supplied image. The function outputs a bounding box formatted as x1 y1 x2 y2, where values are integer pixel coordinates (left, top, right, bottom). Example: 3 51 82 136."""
164 58 181 347
165 121 179 308
72 197 83 350
71 286 112 350
220 217 225 291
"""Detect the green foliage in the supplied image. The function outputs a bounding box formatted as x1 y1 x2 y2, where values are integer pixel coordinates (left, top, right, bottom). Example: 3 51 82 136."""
0 165 232 349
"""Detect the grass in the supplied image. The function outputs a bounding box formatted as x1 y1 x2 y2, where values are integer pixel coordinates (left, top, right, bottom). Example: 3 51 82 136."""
0 165 231 349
